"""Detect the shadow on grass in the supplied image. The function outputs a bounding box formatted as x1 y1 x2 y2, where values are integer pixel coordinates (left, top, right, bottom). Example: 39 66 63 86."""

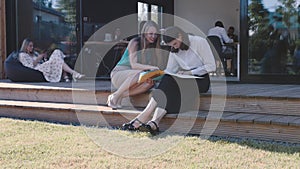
199 135 300 154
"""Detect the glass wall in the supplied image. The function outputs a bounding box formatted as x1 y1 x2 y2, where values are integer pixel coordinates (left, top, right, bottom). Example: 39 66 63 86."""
8 0 172 79
248 0 300 75
29 0 77 56
138 1 163 30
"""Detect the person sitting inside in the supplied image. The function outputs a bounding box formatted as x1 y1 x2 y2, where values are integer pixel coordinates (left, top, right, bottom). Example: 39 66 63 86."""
226 26 238 76
227 26 238 43
208 21 234 50
121 26 216 135
208 21 235 76
18 38 84 82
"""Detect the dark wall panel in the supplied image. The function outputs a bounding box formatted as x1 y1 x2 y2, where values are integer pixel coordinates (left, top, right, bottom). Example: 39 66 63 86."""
82 0 137 23
17 0 33 48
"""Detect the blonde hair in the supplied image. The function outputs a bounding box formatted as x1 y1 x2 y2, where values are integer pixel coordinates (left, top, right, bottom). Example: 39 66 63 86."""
20 38 33 53
139 20 162 67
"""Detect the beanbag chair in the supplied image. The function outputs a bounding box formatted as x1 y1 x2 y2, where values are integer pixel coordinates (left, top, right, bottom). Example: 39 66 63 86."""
4 51 46 82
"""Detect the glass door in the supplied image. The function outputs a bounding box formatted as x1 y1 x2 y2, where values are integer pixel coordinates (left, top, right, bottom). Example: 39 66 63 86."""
31 0 78 57
246 0 300 83
10 0 78 67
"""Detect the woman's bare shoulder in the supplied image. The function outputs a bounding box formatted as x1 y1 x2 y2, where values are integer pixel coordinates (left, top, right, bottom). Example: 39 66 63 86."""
127 37 140 50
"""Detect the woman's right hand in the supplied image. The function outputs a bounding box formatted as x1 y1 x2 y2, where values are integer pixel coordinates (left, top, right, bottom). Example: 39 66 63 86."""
145 78 155 86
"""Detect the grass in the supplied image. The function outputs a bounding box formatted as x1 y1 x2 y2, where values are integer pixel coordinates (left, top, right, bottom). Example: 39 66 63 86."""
0 117 299 169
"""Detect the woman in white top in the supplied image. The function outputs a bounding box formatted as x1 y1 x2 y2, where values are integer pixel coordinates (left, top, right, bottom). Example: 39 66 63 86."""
18 38 84 82
122 26 216 135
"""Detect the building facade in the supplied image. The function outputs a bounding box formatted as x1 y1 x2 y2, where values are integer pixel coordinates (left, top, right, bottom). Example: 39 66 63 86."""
1 0 300 84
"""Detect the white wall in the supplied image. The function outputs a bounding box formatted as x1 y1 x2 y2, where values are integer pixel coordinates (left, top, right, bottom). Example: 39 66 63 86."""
174 0 240 36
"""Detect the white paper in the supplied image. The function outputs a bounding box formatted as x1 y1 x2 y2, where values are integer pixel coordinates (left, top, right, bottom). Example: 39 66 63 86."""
165 72 203 79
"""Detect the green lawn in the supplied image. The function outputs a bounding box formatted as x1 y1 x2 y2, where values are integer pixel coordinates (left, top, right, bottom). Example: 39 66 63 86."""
0 118 299 169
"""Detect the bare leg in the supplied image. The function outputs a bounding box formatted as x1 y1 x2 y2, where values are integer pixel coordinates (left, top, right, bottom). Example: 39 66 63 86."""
111 74 139 99
108 74 139 108
124 81 154 97
226 59 232 73
109 73 153 107
62 62 76 74
62 71 68 77
115 82 153 107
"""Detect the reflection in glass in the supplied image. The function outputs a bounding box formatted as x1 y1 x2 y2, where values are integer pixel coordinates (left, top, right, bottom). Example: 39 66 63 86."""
248 0 300 75
32 0 77 57
151 5 158 23
138 2 149 33
138 2 149 21
151 5 163 29
138 2 163 31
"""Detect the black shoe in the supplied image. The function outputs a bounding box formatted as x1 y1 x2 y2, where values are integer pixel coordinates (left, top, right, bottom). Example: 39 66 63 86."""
225 71 231 76
138 121 159 135
121 118 143 131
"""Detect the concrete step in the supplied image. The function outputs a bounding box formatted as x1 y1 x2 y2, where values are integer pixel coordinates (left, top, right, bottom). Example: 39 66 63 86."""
0 99 300 143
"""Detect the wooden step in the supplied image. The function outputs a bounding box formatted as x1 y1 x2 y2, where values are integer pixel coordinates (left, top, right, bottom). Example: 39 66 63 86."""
0 81 110 105
0 99 300 143
1 81 300 116
1 80 300 143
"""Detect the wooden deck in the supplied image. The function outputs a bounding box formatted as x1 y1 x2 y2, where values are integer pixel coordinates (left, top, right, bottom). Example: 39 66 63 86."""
0 79 300 143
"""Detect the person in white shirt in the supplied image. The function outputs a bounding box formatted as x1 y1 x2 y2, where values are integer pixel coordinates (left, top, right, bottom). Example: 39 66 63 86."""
121 26 216 135
208 21 235 76
208 21 233 50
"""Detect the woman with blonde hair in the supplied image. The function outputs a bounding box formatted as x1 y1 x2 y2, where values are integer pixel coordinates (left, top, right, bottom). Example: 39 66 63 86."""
108 20 162 109
19 38 84 82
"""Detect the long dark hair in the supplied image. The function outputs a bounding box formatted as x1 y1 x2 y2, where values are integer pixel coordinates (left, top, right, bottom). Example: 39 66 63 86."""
162 26 190 53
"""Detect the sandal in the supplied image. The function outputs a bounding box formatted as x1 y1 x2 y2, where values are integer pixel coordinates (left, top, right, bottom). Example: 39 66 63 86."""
107 94 118 109
122 118 144 131
138 121 159 135
72 71 85 82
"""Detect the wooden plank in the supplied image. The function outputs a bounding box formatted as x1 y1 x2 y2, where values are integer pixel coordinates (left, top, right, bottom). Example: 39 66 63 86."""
221 113 252 122
210 121 300 143
271 116 300 126
171 116 300 143
236 113 265 123
289 118 300 127
253 115 285 124
222 97 300 116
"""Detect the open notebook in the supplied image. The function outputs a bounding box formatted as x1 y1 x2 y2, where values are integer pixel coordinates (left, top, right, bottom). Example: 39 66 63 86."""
138 70 203 83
